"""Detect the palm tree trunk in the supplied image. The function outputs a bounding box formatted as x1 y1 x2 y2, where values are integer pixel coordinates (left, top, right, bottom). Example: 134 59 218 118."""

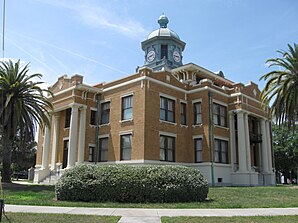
1 119 13 182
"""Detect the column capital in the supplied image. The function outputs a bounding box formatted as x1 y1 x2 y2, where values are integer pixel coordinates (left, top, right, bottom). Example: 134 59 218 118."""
69 103 81 109
79 105 87 110
53 113 60 119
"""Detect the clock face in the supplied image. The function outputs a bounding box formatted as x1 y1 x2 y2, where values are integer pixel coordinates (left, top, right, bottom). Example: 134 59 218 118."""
147 50 155 62
173 50 181 62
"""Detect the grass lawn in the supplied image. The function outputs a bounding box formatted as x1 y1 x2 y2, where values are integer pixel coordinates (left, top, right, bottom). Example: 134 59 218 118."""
1 212 120 223
2 183 298 208
161 216 298 223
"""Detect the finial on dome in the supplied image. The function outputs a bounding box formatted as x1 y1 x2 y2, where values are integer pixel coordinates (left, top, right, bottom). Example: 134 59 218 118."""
158 13 169 28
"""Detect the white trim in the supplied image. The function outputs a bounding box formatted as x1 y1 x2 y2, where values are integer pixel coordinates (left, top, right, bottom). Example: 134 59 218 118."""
159 92 177 101
90 107 97 111
63 137 69 141
179 99 187 104
103 76 145 92
214 135 229 141
231 92 261 104
159 120 177 126
121 92 134 98
213 99 228 107
192 98 202 104
99 134 109 139
119 130 133 136
214 125 230 131
192 124 203 128
120 119 134 123
192 134 203 139
101 98 111 103
88 143 96 147
159 131 177 137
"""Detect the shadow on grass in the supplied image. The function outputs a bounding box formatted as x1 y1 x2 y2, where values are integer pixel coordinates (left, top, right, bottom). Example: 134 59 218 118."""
2 182 54 193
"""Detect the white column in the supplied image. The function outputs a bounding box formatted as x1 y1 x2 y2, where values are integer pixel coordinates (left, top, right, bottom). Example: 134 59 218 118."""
67 104 79 168
41 125 51 170
244 113 252 171
229 112 237 171
78 106 87 164
265 121 273 173
51 114 60 170
237 111 248 172
260 119 269 173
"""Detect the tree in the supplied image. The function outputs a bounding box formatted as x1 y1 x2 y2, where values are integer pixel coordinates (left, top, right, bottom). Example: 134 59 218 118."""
260 43 298 129
272 125 298 182
0 60 52 182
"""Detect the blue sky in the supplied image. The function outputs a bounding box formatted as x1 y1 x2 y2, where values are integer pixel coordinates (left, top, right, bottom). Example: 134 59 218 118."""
2 0 298 89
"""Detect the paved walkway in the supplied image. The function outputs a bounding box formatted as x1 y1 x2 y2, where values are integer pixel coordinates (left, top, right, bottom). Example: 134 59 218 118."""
5 205 298 223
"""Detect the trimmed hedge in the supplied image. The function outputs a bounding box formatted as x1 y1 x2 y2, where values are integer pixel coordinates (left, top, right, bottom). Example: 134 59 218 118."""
55 164 209 203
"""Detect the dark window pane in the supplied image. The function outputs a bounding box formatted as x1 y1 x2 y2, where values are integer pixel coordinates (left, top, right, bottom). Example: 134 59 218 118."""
122 96 133 120
121 134 132 160
65 108 71 128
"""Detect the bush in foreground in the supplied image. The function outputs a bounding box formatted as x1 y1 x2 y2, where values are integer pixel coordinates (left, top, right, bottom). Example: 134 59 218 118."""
55 164 209 203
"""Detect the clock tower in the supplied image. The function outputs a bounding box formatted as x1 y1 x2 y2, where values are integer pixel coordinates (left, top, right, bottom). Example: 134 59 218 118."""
141 14 186 71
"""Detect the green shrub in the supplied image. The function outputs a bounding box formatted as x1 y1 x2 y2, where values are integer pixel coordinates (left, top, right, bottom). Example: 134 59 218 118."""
55 164 209 203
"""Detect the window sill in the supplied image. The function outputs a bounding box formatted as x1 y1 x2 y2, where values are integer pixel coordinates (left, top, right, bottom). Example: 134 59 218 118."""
159 120 177 126
214 125 229 130
192 124 203 128
99 123 110 127
180 124 188 128
120 119 133 123
63 127 70 130
89 124 96 128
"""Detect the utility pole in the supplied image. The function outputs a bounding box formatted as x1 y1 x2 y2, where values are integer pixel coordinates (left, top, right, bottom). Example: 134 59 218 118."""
2 0 6 58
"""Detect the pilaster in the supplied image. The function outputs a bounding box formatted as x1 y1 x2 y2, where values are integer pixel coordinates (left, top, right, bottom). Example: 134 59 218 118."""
237 111 247 172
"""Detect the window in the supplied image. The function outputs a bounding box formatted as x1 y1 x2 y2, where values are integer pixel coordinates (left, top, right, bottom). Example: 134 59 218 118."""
90 110 97 125
99 138 108 161
161 44 168 59
194 138 203 162
122 95 133 120
160 135 175 162
214 139 228 164
213 103 227 127
88 145 96 162
65 108 71 128
101 101 110 124
121 134 132 160
193 102 202 125
180 102 186 125
160 97 175 122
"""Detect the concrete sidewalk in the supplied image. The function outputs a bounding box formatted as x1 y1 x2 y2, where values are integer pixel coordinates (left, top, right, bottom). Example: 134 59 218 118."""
5 205 298 223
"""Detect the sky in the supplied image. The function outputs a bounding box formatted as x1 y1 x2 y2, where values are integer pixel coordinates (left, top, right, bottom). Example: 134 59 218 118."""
1 0 298 89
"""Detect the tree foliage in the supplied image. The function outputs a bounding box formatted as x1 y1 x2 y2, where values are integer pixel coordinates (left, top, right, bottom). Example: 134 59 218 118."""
260 43 298 130
0 60 52 182
272 125 298 180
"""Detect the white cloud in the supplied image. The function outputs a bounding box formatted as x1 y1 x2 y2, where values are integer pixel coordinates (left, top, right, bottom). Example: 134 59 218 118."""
36 0 147 38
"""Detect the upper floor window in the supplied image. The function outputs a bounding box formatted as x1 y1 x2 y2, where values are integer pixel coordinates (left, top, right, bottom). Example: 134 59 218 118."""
194 138 203 163
101 101 110 124
180 102 187 125
161 45 168 59
99 137 108 162
121 134 132 160
160 96 175 123
214 139 228 164
90 110 97 125
193 102 202 125
65 108 71 128
160 135 175 162
213 103 227 127
122 95 133 120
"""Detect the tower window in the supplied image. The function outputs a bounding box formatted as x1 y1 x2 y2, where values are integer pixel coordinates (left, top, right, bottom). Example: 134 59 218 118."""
161 45 168 59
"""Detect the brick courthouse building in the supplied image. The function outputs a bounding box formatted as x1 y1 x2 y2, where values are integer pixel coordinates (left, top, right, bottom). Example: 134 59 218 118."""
34 15 275 186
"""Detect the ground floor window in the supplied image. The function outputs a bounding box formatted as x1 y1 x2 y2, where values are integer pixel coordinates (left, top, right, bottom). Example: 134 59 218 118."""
160 135 175 162
121 134 132 160
88 145 96 162
99 138 108 162
214 139 228 164
194 138 203 162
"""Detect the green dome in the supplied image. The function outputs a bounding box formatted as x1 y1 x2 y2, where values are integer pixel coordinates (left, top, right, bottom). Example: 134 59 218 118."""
147 14 180 40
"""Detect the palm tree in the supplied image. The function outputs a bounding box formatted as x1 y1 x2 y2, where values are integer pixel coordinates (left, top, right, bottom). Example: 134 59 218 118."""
260 43 298 129
0 60 52 182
